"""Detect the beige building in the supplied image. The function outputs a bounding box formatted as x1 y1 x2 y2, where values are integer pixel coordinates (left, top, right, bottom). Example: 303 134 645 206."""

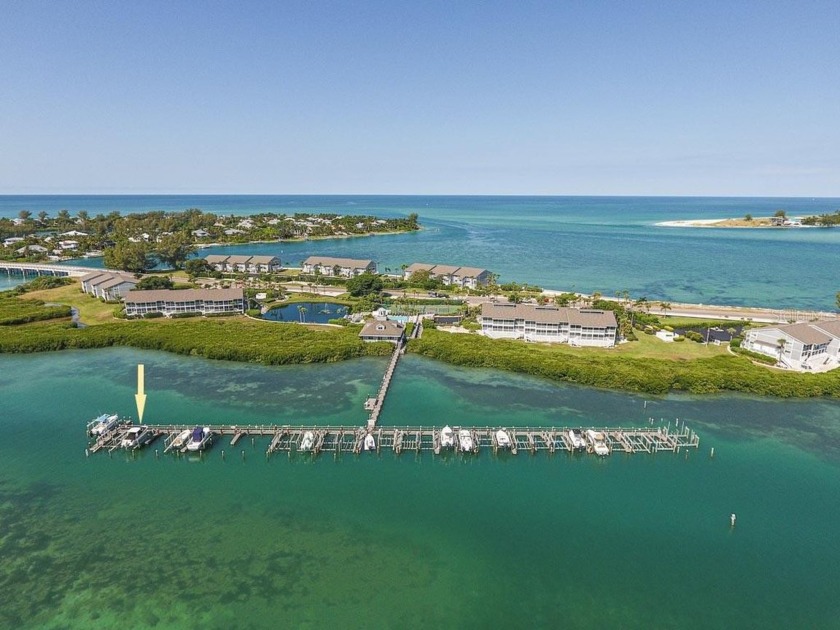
124 288 245 318
302 256 376 277
480 303 618 347
80 271 138 301
204 255 281 274
742 320 840 371
359 320 405 343
404 263 492 289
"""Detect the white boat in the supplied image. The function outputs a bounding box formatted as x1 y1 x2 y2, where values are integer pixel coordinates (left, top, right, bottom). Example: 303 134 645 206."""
458 429 473 452
586 429 610 456
364 433 376 451
186 426 212 452
171 429 192 449
88 413 120 437
567 429 586 451
495 428 512 449
299 431 315 452
121 426 154 450
440 425 455 448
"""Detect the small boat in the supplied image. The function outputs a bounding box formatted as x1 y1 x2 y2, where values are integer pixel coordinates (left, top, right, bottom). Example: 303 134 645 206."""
364 433 376 451
567 429 586 451
586 429 610 456
440 425 455 448
299 431 315 452
171 429 191 450
121 426 154 450
186 426 212 452
88 413 120 437
458 429 473 453
495 428 512 449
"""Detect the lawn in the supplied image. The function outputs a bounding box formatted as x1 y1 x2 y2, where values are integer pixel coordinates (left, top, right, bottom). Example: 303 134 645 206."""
20 284 121 325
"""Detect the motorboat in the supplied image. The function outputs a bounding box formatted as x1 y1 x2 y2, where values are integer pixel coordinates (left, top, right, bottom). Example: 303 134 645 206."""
586 429 610 456
186 426 212 452
299 431 315 452
567 429 586 451
171 429 191 450
495 428 512 449
458 429 473 453
440 425 455 448
121 426 154 450
88 413 120 437
364 433 376 451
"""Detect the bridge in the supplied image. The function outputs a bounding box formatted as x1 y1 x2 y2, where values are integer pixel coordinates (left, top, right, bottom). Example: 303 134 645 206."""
0 262 107 278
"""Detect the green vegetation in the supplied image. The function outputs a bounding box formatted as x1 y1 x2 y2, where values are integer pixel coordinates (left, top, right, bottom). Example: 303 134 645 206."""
135 275 173 290
408 329 840 398
801 210 840 227
0 296 71 325
0 319 393 364
345 272 384 297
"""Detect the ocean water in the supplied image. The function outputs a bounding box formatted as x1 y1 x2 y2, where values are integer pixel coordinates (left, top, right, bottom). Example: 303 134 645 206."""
1 348 839 629
2 195 839 309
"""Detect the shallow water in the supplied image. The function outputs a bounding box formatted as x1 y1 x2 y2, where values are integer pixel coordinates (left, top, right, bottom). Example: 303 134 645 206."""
1 348 838 628
5 195 839 309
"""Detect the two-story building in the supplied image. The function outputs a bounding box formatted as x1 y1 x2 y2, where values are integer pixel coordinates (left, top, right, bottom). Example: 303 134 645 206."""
302 256 376 277
403 263 492 289
203 255 281 274
80 271 138 301
123 288 245 318
742 320 840 371
480 303 618 347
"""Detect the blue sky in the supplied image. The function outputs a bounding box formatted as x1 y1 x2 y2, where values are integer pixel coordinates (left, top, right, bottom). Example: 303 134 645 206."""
1 0 838 195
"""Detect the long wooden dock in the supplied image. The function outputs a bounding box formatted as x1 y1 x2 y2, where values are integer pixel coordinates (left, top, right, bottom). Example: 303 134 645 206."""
87 422 700 458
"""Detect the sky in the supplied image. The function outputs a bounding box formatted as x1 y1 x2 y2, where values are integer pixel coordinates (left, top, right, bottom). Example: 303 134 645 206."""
1 0 838 196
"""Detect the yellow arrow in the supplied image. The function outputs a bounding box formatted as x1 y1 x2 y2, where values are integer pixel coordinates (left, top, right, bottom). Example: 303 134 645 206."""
135 364 147 423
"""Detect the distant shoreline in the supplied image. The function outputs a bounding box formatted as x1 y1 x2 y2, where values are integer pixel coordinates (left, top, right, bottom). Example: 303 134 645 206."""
656 217 813 228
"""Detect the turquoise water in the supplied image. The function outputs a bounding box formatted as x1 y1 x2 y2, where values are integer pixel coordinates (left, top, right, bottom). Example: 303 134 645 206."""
3 195 839 309
261 301 348 324
1 348 839 628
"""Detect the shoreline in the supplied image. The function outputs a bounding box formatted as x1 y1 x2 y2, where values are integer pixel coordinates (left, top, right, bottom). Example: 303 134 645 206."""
655 216 817 228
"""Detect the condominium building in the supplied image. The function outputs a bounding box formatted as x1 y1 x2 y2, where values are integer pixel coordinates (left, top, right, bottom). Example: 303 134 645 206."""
404 263 492 289
124 288 245 318
480 303 618 347
302 256 376 277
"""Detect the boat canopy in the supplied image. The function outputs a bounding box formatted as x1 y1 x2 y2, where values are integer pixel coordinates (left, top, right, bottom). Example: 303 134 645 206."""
191 426 204 441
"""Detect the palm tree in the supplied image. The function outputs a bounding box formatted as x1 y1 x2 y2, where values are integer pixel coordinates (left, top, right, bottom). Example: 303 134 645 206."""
659 301 672 317
777 337 787 363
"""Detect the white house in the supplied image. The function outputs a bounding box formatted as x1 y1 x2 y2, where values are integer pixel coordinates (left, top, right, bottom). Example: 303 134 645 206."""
480 303 618 347
124 288 245 318
302 256 376 277
742 320 840 371
203 254 281 274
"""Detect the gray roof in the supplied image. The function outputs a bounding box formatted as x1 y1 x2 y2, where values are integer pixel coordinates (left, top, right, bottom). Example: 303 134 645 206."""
80 271 110 282
777 322 832 345
813 319 840 339
98 276 138 290
88 272 133 287
359 320 405 338
204 255 229 263
406 263 490 278
124 288 244 304
248 255 279 264
304 256 374 268
481 303 617 328
428 264 460 275
225 255 252 264
405 263 435 274
452 266 489 278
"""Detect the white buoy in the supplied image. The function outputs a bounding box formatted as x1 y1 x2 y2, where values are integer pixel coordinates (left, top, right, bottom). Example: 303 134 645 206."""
710 447 715 458
730 513 736 527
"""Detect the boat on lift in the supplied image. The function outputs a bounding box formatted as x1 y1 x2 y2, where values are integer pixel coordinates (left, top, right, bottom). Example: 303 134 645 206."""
121 426 155 450
567 429 586 451
495 428 512 449
88 413 120 437
364 433 376 451
299 431 315 452
586 429 610 456
458 429 474 452
186 426 213 452
440 425 455 448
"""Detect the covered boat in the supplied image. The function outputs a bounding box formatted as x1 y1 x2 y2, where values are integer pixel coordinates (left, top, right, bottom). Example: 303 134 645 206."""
458 429 474 452
299 431 315 452
186 426 212 452
171 429 191 449
364 433 376 451
440 425 455 448
121 426 154 450
88 413 120 437
496 429 512 449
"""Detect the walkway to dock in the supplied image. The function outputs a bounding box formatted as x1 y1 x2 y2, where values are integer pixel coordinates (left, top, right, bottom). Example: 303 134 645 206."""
89 422 700 459
366 340 404 429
